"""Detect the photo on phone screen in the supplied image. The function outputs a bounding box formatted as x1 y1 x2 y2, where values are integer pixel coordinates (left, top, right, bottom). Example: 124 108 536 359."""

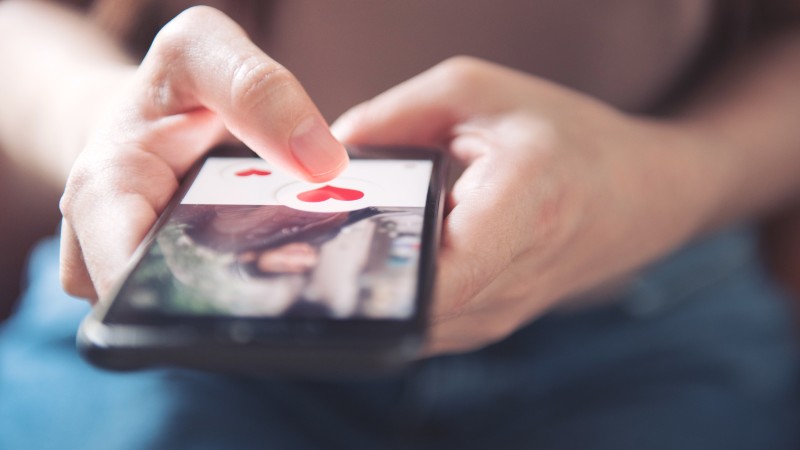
108 155 435 322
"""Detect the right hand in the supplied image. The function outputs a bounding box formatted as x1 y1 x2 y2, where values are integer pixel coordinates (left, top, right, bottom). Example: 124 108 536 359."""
59 6 348 302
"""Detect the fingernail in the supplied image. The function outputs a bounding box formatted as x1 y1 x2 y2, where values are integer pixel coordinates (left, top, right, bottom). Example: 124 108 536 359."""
290 116 348 179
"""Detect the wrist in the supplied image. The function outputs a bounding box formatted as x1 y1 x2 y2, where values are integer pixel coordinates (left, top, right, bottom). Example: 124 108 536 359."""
647 118 740 234
605 116 734 264
666 111 800 231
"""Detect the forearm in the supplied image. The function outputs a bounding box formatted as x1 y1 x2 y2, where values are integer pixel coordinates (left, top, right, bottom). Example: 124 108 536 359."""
551 28 800 304
671 29 800 231
0 0 134 188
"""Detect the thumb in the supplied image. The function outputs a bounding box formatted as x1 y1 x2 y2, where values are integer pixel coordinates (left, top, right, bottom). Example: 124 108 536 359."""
331 57 501 148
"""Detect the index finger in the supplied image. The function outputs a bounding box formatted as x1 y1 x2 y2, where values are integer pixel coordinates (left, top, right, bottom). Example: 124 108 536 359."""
136 6 347 181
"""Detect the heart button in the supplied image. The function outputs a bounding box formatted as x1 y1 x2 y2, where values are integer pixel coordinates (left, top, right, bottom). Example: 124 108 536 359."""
296 185 365 203
235 168 272 177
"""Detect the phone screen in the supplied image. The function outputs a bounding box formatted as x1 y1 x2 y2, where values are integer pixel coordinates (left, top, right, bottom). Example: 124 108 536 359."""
105 155 434 323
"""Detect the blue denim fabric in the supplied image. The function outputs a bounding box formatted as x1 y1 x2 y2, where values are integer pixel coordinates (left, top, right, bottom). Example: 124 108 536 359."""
1 227 798 450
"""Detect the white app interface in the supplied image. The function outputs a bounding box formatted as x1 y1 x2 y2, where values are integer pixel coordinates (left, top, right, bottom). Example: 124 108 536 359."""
183 157 433 211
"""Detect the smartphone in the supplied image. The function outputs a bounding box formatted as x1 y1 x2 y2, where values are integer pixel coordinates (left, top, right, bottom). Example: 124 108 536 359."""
77 144 445 376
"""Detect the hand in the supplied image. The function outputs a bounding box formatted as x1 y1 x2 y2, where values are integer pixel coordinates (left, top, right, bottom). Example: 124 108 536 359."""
59 7 348 302
333 57 719 355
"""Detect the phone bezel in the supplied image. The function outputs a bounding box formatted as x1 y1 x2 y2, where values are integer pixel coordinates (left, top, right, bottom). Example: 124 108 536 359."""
79 144 445 370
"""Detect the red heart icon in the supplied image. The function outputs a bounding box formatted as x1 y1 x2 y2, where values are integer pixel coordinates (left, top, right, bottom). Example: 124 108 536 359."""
297 185 364 203
235 168 272 177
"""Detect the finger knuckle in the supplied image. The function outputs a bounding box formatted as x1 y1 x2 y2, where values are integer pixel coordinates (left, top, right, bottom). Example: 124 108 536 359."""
229 56 294 112
160 6 227 44
59 262 94 300
60 156 124 220
60 272 90 299
58 189 73 220
145 15 203 111
174 5 226 23
432 55 491 91
152 8 212 57
59 163 93 220
148 6 231 68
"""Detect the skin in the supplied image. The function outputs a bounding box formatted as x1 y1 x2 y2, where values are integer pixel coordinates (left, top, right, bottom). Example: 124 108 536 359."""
2 2 800 355
333 60 726 354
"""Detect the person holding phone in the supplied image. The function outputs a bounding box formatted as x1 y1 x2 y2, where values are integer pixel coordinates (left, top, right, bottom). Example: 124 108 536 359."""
1 0 800 448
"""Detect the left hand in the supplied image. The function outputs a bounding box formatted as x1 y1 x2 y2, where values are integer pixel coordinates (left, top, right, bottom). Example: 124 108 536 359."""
333 57 723 355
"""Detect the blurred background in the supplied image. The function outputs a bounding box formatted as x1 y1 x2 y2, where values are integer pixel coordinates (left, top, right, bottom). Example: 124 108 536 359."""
0 155 61 321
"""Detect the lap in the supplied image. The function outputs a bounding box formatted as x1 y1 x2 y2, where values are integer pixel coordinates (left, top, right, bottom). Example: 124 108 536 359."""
1 228 798 450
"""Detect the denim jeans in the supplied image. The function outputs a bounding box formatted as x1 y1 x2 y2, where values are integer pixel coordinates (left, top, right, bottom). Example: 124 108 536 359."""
1 227 799 450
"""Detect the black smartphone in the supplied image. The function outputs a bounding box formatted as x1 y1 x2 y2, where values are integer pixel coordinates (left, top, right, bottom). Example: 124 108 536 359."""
77 144 446 376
